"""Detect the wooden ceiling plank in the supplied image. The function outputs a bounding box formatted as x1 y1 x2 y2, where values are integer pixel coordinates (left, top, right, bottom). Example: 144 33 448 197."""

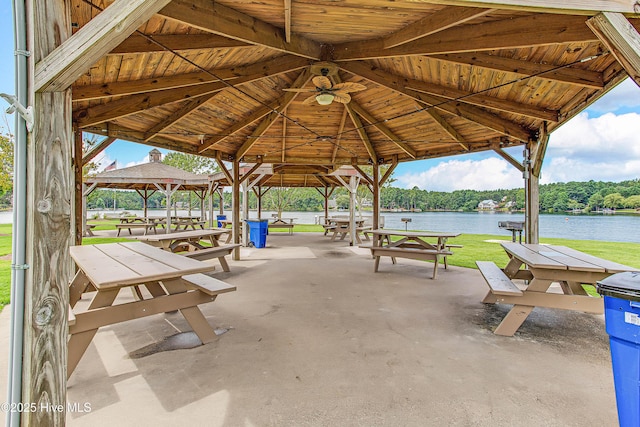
430 52 604 89
406 1 639 15
587 12 640 87
158 0 321 60
333 15 597 61
82 136 115 166
143 96 214 141
73 56 309 101
405 78 559 122
75 58 307 128
349 102 417 158
424 109 470 151
235 68 313 158
340 61 533 142
384 6 493 49
110 34 250 55
36 0 172 92
345 103 378 164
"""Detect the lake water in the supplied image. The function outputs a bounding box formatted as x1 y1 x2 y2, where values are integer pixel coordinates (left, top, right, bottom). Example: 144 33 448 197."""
1 209 638 243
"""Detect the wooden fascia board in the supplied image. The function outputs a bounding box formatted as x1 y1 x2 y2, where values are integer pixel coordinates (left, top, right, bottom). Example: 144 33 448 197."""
82 136 115 166
73 56 309 101
407 1 640 15
493 147 525 172
348 102 417 158
35 0 172 92
110 34 249 55
333 14 596 61
158 0 322 60
405 78 559 122
234 68 313 159
430 52 604 89
384 6 493 48
587 12 640 87
340 62 533 142
344 104 378 163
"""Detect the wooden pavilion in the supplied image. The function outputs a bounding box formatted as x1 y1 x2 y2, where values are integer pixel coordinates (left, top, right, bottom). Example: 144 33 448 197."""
84 148 212 234
9 0 640 424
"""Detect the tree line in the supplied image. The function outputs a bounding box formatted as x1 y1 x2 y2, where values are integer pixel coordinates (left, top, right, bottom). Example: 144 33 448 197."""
83 178 640 214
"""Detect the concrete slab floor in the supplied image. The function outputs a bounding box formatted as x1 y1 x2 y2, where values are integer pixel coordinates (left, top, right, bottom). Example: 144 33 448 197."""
2 232 618 426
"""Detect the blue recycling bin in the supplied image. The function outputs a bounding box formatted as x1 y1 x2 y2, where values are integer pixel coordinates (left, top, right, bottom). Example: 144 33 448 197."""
216 214 227 228
597 272 640 427
245 219 268 248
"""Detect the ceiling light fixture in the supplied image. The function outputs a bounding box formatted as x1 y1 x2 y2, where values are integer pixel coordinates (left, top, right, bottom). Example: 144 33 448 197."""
315 93 334 105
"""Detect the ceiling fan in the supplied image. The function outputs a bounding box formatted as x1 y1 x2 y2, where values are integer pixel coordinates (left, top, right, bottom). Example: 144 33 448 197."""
284 63 366 106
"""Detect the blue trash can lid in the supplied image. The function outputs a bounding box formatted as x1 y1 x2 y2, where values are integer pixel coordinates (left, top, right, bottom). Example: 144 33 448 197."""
597 272 640 301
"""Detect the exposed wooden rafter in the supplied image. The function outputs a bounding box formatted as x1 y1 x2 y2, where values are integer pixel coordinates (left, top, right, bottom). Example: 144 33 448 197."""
411 0 640 15
340 61 533 142
109 34 249 55
430 52 605 89
235 68 313 159
158 0 322 60
587 12 640 87
35 0 172 92
383 6 493 49
344 103 378 164
332 15 597 61
82 136 115 166
73 56 309 101
75 60 306 128
423 109 470 151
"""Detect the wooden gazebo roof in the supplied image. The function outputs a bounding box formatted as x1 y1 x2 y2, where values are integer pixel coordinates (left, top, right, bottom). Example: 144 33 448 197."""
68 1 639 171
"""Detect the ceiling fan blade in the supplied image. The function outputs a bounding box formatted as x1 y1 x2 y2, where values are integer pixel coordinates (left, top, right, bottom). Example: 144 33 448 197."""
312 76 332 90
332 82 366 93
282 88 315 92
332 92 351 104
302 94 318 105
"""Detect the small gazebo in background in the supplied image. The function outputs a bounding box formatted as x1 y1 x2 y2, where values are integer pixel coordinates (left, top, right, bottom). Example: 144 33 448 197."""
84 149 212 235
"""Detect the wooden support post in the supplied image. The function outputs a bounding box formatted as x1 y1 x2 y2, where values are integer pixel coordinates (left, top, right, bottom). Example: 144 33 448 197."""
232 160 241 260
373 164 380 230
23 0 74 423
74 129 83 245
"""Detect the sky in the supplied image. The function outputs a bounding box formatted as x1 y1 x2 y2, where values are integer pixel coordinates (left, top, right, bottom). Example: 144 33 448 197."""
1 7 639 192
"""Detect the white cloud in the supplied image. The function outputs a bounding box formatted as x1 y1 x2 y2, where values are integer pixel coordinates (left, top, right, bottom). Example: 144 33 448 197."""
396 157 523 191
541 111 640 183
124 155 152 168
587 78 640 113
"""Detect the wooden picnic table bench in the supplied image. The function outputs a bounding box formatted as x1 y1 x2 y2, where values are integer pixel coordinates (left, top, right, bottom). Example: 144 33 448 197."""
477 243 639 336
67 242 236 377
363 229 461 279
115 222 157 236
268 222 295 234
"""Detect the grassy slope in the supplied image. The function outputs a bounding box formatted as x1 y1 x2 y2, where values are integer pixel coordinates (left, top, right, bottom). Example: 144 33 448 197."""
0 223 638 309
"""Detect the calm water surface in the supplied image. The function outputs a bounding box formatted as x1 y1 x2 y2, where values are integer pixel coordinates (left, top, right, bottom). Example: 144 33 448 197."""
1 209 638 243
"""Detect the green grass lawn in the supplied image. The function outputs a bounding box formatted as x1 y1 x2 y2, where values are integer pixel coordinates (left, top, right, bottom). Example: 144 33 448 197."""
0 223 638 310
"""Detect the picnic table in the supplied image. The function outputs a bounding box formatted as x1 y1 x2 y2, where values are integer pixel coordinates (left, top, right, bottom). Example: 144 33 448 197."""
364 229 461 279
327 218 368 243
67 242 236 377
171 216 206 231
268 217 296 234
477 242 639 336
136 228 236 272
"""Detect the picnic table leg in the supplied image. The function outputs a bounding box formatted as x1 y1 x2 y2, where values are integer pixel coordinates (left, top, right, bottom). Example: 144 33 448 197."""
374 256 381 272
493 278 552 336
162 278 217 344
432 255 439 279
68 288 120 377
217 256 231 272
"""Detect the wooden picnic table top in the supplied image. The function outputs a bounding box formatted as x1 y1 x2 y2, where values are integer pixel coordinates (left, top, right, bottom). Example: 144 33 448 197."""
501 242 637 273
369 229 461 238
69 242 215 290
